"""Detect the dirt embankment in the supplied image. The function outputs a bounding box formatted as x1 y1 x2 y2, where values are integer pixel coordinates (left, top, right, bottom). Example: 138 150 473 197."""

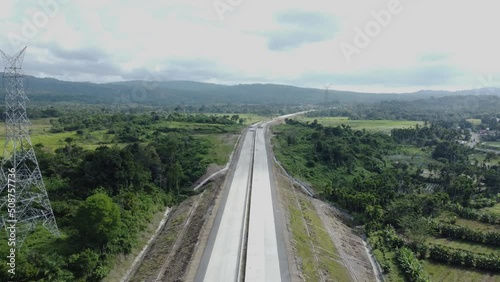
129 176 224 282
274 163 378 282
312 199 379 282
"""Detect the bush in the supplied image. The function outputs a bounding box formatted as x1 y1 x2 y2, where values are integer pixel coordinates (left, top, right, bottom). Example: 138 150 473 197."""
380 260 391 273
68 249 100 278
396 247 430 282
446 203 500 224
449 216 457 224
381 226 405 248
469 198 496 209
435 222 500 247
428 244 500 272
428 244 452 263
75 192 121 248
407 241 428 259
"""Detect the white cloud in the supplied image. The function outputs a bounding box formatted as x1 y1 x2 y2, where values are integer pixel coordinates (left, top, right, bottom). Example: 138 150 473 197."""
0 0 499 93
0 0 13 19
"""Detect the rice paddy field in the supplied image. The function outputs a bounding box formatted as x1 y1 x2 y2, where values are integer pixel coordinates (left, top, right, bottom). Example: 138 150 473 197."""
422 260 500 282
297 116 424 133
483 141 500 148
466 119 482 125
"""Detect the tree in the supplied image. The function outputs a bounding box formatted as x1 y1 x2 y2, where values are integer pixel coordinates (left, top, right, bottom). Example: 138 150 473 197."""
76 146 150 197
68 249 99 279
399 215 434 244
432 141 465 163
76 192 121 248
448 175 475 204
166 162 183 197
365 204 384 222
65 137 74 145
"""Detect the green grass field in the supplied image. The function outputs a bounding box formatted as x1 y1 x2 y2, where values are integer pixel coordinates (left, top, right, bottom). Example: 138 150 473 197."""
278 172 351 282
423 211 500 281
0 118 116 151
466 119 482 125
422 260 500 282
438 212 500 232
0 117 53 136
426 237 500 255
298 116 423 133
210 113 269 125
0 118 72 152
386 145 441 171
151 120 243 134
483 141 500 148
0 113 260 153
481 203 500 216
0 116 245 154
369 231 500 282
195 134 239 166
470 153 500 165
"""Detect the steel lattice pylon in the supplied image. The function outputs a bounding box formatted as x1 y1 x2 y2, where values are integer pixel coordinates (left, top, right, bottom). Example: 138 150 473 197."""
0 47 59 248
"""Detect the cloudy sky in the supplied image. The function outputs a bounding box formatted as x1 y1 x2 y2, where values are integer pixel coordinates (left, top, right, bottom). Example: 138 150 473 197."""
1 0 499 93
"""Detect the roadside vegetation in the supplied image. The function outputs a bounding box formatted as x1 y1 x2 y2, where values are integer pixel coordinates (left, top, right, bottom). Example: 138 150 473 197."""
273 95 500 281
297 116 424 134
277 171 351 281
0 105 273 281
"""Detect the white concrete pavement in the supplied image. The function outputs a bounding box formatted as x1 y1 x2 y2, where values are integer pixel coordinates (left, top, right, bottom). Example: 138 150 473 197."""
196 115 298 282
245 123 283 281
195 129 255 282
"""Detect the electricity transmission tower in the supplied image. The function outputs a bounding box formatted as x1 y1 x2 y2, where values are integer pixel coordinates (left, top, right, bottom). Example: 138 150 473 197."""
323 83 333 108
0 47 59 247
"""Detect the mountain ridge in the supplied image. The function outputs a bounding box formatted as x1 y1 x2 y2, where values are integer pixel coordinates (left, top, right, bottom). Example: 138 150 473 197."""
0 73 498 105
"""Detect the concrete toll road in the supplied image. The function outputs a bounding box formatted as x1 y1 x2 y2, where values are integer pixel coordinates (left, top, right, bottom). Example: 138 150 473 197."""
195 122 289 282
195 129 254 282
245 122 288 281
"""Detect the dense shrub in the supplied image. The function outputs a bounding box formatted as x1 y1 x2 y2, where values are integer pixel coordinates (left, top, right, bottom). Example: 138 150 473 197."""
75 192 122 248
469 198 496 209
447 203 500 224
434 222 500 247
396 247 430 282
428 244 500 272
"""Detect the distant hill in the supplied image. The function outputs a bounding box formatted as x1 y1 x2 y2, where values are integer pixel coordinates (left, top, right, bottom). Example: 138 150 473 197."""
0 73 498 105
